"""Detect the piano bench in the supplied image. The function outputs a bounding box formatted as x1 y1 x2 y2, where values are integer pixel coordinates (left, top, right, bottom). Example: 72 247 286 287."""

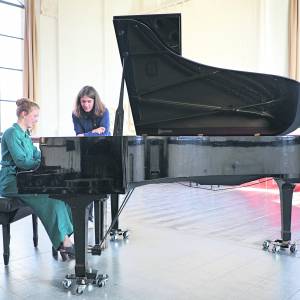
0 196 38 265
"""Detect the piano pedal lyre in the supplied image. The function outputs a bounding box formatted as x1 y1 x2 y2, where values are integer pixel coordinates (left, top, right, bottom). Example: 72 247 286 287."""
262 239 297 254
62 271 109 294
88 244 102 255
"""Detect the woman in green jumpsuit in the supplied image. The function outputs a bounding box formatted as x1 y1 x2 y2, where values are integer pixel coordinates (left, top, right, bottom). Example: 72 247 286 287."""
0 99 74 256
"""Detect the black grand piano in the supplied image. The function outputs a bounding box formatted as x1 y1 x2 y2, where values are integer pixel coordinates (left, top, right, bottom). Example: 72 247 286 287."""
17 13 300 294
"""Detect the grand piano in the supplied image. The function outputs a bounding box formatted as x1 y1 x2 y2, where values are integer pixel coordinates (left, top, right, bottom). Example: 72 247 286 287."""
17 13 300 294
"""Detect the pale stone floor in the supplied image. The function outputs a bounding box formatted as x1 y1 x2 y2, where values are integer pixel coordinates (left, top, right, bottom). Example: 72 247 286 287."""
1 182 300 299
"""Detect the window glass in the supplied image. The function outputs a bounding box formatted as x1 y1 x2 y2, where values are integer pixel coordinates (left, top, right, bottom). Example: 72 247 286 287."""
0 2 24 38
0 1 24 134
0 68 23 100
0 101 16 133
0 36 23 70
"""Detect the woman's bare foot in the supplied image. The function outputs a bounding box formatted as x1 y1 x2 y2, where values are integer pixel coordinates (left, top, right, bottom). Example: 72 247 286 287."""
62 235 73 248
69 234 74 244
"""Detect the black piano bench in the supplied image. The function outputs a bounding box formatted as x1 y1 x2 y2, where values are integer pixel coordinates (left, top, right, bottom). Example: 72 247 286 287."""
0 196 38 265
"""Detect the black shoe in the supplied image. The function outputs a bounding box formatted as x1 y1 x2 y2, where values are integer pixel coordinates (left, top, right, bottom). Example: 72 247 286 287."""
59 244 75 260
52 246 58 259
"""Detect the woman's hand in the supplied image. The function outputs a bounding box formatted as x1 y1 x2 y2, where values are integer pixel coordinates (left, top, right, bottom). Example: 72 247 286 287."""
92 127 106 134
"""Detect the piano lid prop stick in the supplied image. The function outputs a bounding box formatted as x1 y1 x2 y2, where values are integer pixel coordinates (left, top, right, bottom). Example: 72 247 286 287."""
113 56 127 136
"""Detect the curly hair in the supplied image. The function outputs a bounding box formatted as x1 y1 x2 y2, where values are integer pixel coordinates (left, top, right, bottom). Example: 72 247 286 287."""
16 98 39 117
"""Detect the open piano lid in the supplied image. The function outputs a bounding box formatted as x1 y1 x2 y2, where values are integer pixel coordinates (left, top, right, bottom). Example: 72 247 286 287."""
113 14 300 136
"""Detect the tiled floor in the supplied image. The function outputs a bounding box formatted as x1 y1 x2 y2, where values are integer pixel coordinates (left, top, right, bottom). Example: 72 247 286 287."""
1 182 300 299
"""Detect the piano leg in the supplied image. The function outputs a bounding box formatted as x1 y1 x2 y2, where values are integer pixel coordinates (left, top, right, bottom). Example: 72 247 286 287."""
60 196 108 294
110 193 129 240
262 179 297 254
276 179 295 242
70 199 89 278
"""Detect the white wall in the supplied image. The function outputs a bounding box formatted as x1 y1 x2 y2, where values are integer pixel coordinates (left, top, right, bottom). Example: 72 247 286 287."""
38 0 290 137
157 0 262 71
57 0 105 136
39 11 58 136
102 0 138 135
133 0 289 75
259 0 289 76
39 0 105 136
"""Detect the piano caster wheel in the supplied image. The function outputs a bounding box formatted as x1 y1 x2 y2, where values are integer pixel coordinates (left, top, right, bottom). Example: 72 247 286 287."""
110 229 129 241
264 239 297 255
76 285 86 295
62 278 72 289
110 232 117 241
272 245 280 253
96 274 109 287
262 240 270 251
62 272 108 294
290 243 297 254
123 230 129 239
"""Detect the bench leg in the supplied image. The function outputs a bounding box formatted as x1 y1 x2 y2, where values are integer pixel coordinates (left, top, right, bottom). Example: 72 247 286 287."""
2 224 11 265
32 214 38 247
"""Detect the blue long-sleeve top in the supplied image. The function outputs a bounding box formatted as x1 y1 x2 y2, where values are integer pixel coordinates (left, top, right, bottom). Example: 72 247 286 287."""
72 108 111 136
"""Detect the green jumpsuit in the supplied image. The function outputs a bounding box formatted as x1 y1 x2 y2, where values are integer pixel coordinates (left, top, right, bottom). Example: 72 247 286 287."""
0 123 73 250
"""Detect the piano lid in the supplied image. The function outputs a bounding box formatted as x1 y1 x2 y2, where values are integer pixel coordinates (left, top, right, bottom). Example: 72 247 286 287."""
113 14 300 136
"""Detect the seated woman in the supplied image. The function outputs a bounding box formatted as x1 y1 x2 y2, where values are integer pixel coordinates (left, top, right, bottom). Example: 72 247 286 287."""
0 98 74 260
72 85 110 136
72 86 111 224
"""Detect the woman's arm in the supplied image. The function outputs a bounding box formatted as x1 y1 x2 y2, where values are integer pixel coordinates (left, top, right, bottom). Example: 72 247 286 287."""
72 114 84 135
87 109 110 136
100 109 110 135
5 129 40 170
90 109 110 136
72 114 98 136
73 110 110 136
32 144 41 160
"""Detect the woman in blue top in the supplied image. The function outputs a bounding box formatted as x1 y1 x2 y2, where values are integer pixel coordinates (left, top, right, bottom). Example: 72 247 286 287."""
72 86 111 223
0 99 74 259
72 86 110 136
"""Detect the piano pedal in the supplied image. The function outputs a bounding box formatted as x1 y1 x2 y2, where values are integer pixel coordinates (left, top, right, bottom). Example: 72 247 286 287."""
110 229 129 241
262 239 297 254
62 271 108 294
88 244 102 256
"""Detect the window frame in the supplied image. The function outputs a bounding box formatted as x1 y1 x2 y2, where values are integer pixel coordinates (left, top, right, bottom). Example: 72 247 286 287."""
0 0 25 9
